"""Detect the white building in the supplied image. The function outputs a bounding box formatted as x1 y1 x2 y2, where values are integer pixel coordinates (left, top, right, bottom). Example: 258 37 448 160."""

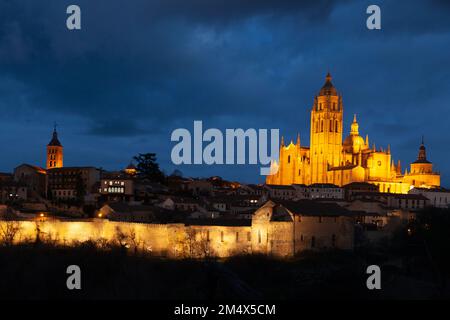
409 187 450 208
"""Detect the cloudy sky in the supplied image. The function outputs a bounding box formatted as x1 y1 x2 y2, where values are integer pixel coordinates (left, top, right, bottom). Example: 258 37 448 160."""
0 0 450 184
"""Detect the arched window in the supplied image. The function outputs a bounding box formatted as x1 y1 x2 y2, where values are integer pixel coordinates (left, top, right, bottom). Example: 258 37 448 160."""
288 155 291 163
329 120 333 132
316 121 319 133
321 120 324 132
335 121 338 132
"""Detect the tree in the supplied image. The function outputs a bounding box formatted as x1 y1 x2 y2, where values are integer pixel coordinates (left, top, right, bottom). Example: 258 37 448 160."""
170 169 183 178
133 153 165 183
0 211 21 246
182 228 212 259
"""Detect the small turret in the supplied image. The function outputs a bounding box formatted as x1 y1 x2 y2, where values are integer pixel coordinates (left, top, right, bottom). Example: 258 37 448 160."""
350 114 359 135
414 136 430 163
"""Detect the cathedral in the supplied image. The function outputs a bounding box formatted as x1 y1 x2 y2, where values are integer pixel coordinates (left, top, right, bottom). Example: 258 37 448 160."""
266 73 440 194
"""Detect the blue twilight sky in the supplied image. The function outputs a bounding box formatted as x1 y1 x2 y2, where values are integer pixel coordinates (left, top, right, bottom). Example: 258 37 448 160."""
0 0 450 185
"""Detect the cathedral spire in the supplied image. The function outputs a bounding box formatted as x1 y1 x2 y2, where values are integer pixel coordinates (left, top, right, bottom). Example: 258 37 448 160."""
296 133 300 146
350 114 359 135
281 136 284 147
48 123 62 147
415 136 430 163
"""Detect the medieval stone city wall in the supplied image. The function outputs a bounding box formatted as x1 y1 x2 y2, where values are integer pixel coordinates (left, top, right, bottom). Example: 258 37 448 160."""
0 220 267 258
0 215 354 258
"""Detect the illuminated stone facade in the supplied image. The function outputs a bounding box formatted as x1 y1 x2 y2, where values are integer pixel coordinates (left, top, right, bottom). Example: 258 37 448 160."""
266 73 440 193
1 201 354 258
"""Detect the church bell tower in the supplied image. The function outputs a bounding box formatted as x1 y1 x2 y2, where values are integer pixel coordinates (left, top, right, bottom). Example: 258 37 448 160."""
310 73 343 183
46 124 63 169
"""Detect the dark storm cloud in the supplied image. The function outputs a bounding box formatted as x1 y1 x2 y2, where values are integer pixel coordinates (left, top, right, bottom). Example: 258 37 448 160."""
0 0 450 184
0 0 349 133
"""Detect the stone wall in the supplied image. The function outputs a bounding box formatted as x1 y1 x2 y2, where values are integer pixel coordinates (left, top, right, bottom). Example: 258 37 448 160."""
293 216 354 252
0 213 354 258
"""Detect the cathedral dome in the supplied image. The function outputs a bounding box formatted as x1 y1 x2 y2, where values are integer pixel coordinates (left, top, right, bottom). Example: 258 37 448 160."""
318 72 338 96
343 134 365 153
343 114 366 153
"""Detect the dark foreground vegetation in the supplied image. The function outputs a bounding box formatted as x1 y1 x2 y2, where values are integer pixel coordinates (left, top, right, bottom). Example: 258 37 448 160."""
1 208 450 300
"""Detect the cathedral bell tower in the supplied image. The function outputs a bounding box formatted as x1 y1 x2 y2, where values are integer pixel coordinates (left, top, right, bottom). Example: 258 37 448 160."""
46 124 63 169
310 73 343 183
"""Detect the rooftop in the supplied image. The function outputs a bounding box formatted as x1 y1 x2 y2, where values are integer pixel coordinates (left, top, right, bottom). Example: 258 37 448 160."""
277 200 354 217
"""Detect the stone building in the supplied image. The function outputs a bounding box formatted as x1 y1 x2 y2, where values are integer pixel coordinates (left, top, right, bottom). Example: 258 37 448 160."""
251 200 354 257
47 167 100 201
100 171 135 203
409 187 450 209
13 164 47 198
266 73 440 193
